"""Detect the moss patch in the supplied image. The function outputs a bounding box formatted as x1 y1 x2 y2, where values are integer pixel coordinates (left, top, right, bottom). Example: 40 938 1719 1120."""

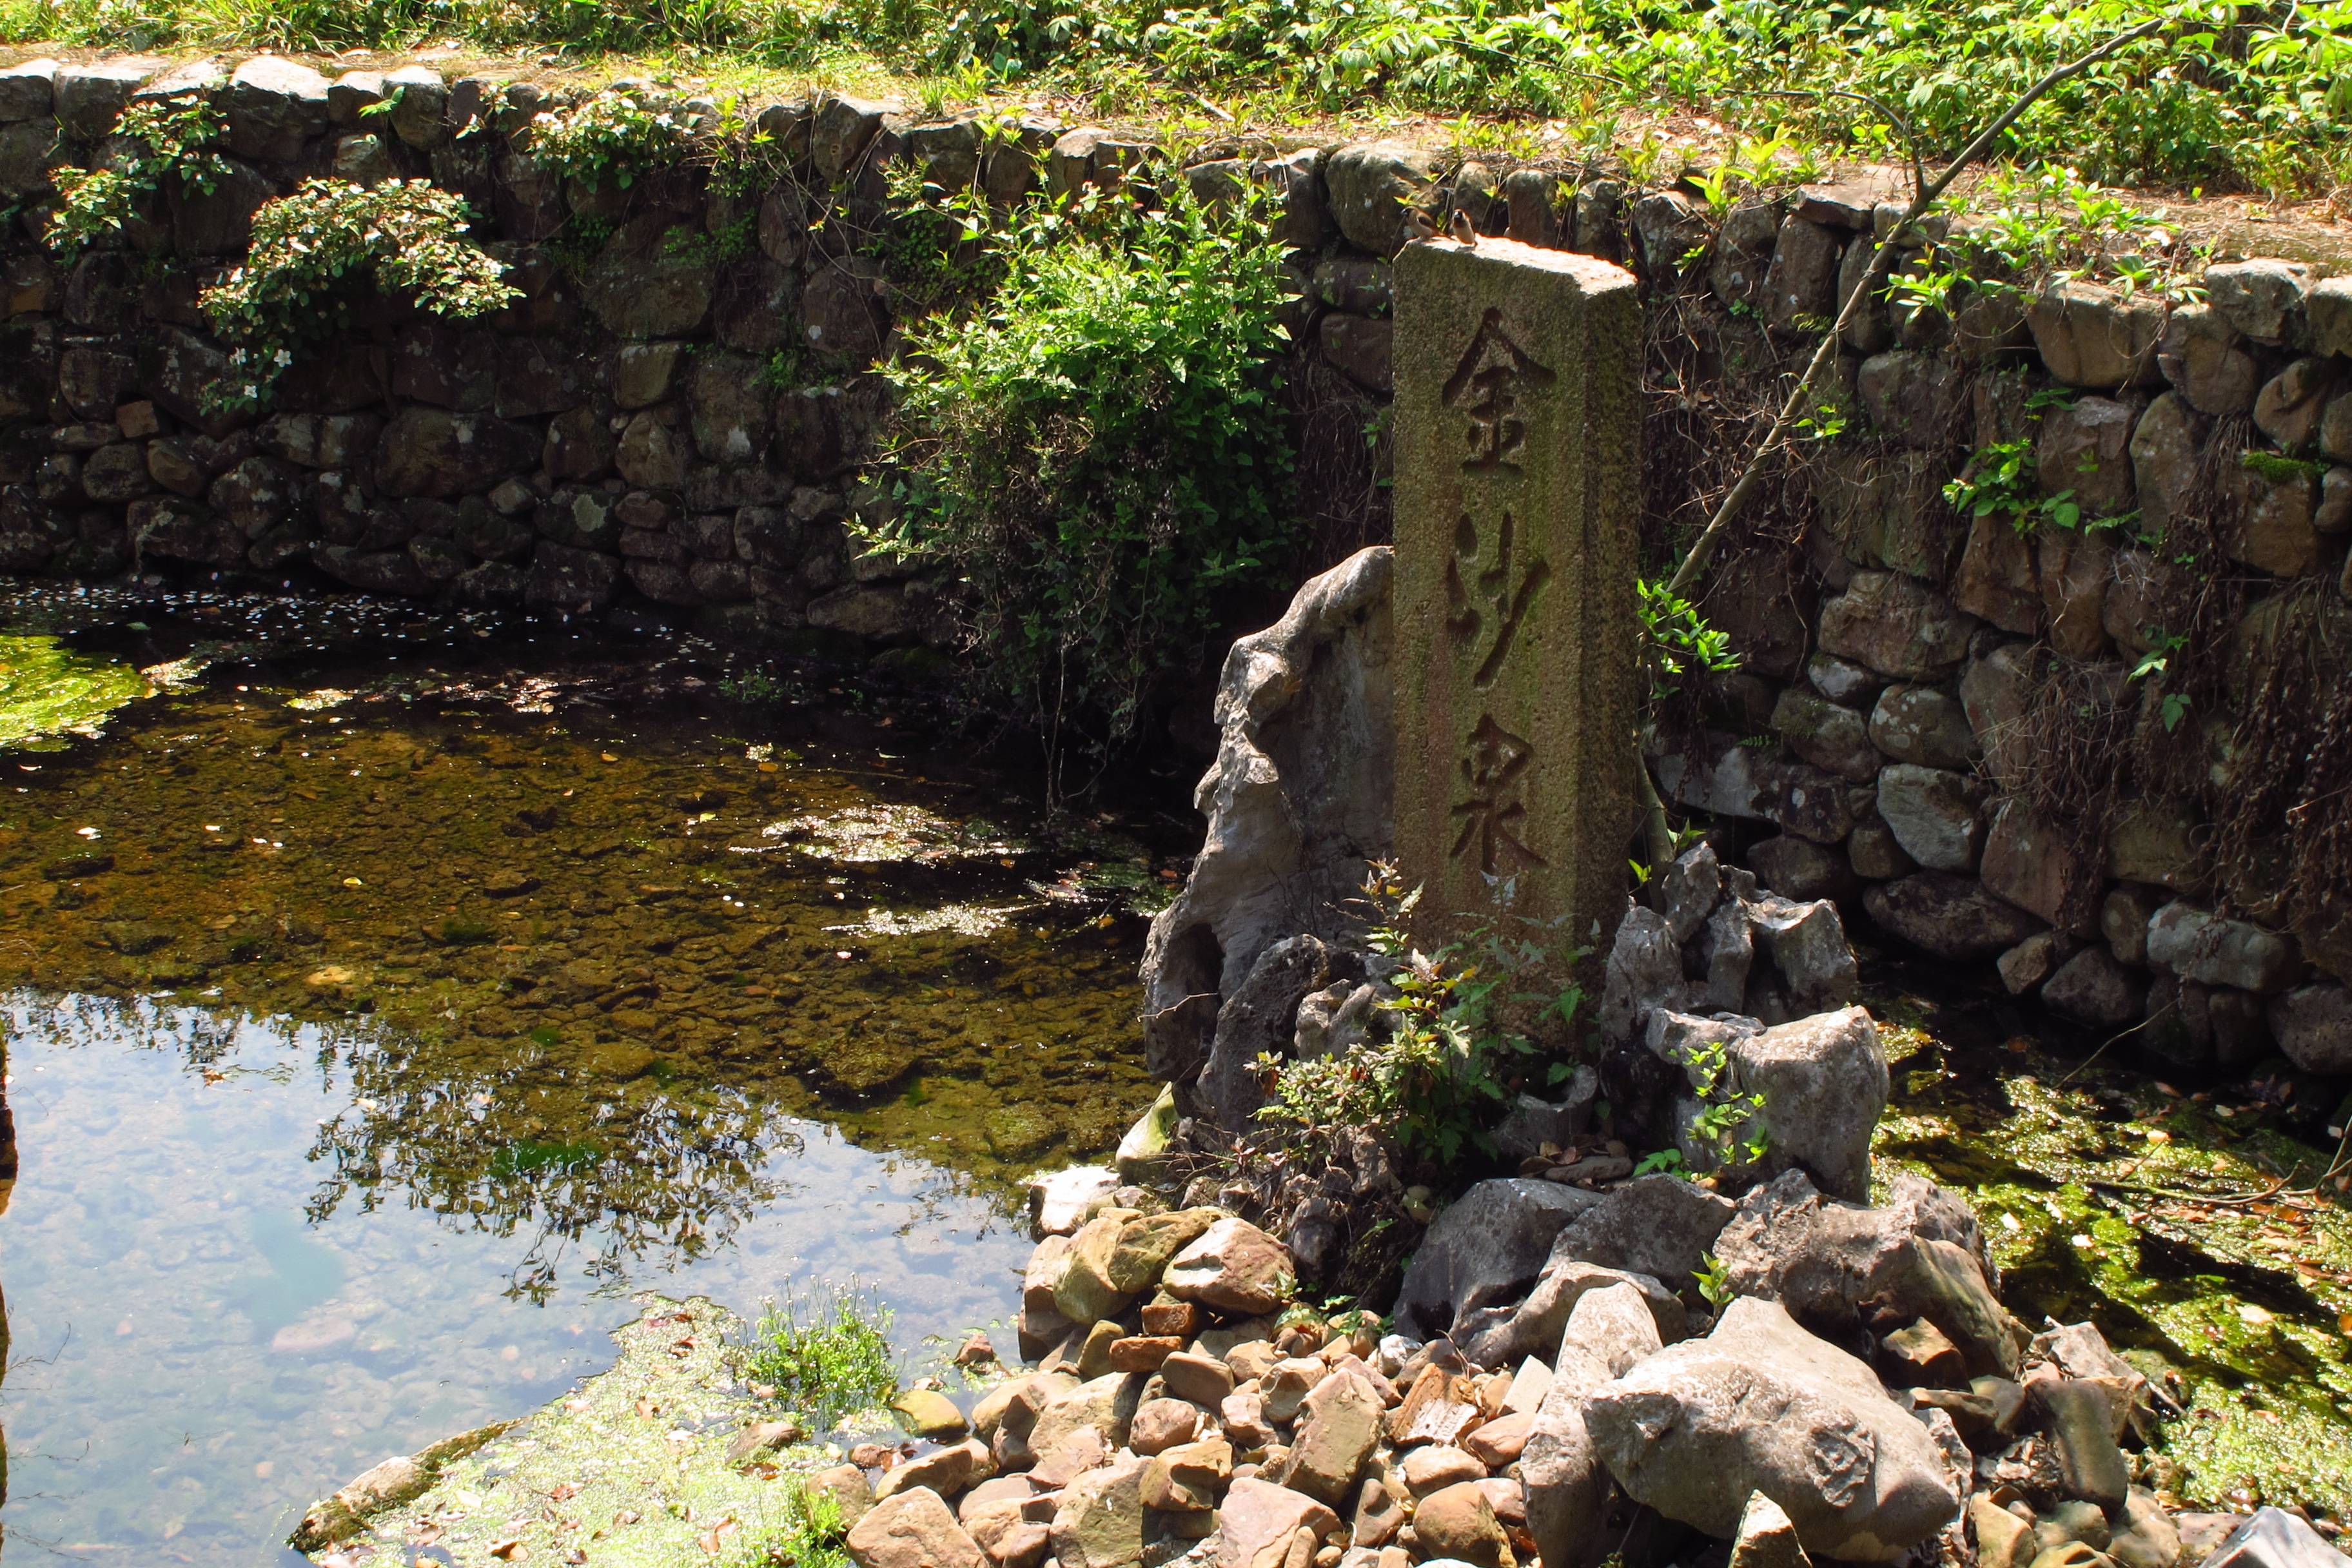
0 634 150 750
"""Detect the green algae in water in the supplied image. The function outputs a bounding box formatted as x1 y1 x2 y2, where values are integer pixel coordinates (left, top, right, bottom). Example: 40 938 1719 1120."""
0 633 149 749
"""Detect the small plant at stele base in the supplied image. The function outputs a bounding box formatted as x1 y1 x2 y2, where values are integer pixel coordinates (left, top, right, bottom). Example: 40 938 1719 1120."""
1255 863 1587 1168
199 178 518 411
739 1285 898 1429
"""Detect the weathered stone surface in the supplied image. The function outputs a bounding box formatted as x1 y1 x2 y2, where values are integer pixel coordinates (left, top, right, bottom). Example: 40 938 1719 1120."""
1819 447 1963 581
1819 571 1976 680
375 409 536 498
1413 1482 1511 1568
2042 948 2141 1028
1773 688 1879 781
1319 313 1394 394
1716 1006 1886 1202
55 57 156 136
2027 281 2164 387
848 1489 986 1568
2037 530 2113 660
2037 395 2139 514
1867 685 1974 770
0 57 56 121
2130 391 2209 542
2207 260 2309 344
1747 895 1860 1014
2156 304 2259 416
1865 872 2044 959
1761 219 1841 333
1749 836 1858 904
1586 1297 1961 1562
1286 1362 1385 1504
2267 983 2352 1074
876 1438 990 1502
2196 1507 2348 1568
1139 547 1393 1092
1456 1256 1685 1371
1393 239 1640 965
2253 357 2335 452
1876 765 1983 873
2037 1380 2129 1510
1649 734 1856 845
1049 1451 1147 1568
1857 351 1969 448
2220 458 2322 576
224 55 329 162
1215 1479 1342 1568
1542 1173 1735 1291
2145 901 2301 992
1194 934 1356 1132
1324 142 1442 254
583 211 716 338
1028 1165 1117 1237
1980 800 2086 931
1165 1217 1293 1316
2106 800 2206 891
1394 1177 1597 1338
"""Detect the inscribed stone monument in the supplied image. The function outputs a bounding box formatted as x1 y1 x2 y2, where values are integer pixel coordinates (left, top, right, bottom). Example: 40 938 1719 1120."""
1393 237 1642 959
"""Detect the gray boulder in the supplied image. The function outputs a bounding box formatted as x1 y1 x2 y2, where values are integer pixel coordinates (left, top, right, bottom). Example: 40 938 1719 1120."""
1522 1338 1619 1568
1139 547 1393 1094
1393 1177 1599 1340
1747 897 1861 1015
2268 983 2352 1074
1865 872 2046 960
1455 1256 1687 1371
1491 1072 1599 1164
1322 142 1442 253
1598 905 1692 1044
2145 903 2302 993
1683 1005 1887 1202
1541 1174 1736 1295
1586 1297 1962 1562
2195 1508 2349 1568
1712 1170 2021 1378
1191 934 1357 1132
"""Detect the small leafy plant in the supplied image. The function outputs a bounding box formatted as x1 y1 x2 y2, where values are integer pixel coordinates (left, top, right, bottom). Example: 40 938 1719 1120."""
199 178 518 410
46 92 229 258
524 87 696 191
1638 578 1740 700
726 1484 851 1568
739 1285 898 1429
2129 628 2194 734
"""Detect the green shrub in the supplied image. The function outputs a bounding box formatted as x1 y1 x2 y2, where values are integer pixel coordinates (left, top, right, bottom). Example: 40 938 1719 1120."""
46 92 228 257
738 1286 898 1428
524 86 697 192
198 177 518 409
726 1485 852 1568
865 186 1295 792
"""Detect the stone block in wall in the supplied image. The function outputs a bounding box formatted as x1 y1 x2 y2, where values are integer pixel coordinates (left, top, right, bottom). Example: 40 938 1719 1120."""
1748 835 1860 903
130 495 240 564
2145 901 2302 993
801 257 887 367
81 440 152 503
812 93 890 182
1322 142 1441 255
2220 458 2321 577
1449 157 1502 233
382 65 448 150
1700 550 1811 681
808 582 916 642
2253 357 2337 454
525 539 620 611
1866 684 1974 770
612 342 687 411
1761 217 1841 333
2026 280 2163 387
1187 150 1325 253
451 504 532 561
393 322 497 411
687 466 790 512
2035 395 2139 515
536 489 621 552
1818 570 1975 680
164 155 273 257
2268 983 2352 1074
544 405 615 482
207 455 295 534
224 56 329 164
1708 199 1781 309
627 558 698 604
1044 126 1149 202
1997 930 2077 994
1952 515 2041 636
0 57 55 120
314 542 430 595
1317 313 1391 395
2156 304 2258 416
1310 256 1391 316
57 343 136 422
1863 871 2044 959
1649 732 1856 845
2309 276 2352 358
980 118 1054 206
326 69 382 125
1818 447 1962 583
2041 948 2140 1028
145 439 205 496
2319 467 2352 535
2128 391 2207 541
582 211 716 339
54 58 154 137
1836 239 1893 356
1502 169 1563 248
2035 531 2112 660
905 117 981 193
2204 259 2308 346
492 150 566 240
617 409 691 489
2104 798 2206 892
375 408 536 498
2100 545 2173 656
1856 350 1968 449
452 559 525 602
1979 799 2090 932
1770 689 1877 782
716 255 802 356
1806 652 1881 707
1631 191 1707 280
2101 883 2165 966
1847 805 1915 881
410 534 467 584
1875 763 1983 872
138 325 243 438
1573 179 1627 264
496 337 591 418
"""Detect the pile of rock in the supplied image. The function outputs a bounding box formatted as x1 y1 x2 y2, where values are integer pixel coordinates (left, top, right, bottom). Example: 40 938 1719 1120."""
829 1166 2343 1568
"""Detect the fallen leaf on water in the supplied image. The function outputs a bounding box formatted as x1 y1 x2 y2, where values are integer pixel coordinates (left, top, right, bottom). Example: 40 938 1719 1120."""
489 1540 525 1562
613 1509 642 1525
550 1482 580 1502
634 1397 660 1419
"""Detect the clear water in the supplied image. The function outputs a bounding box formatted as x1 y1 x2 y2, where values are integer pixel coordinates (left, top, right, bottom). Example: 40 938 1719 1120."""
0 592 1173 1563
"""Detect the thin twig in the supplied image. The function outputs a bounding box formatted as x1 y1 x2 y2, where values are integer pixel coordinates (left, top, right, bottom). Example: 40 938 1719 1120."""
1661 15 2167 601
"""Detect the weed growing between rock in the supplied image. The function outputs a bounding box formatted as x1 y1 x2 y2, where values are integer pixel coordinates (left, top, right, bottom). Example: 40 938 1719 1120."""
723 1484 853 1568
738 1285 900 1429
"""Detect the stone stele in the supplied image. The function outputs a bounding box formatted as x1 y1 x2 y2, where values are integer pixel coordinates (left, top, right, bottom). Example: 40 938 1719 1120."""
1393 236 1642 963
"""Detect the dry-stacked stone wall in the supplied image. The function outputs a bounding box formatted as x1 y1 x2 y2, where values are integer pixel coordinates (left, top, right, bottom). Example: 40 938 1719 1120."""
3 54 2347 1070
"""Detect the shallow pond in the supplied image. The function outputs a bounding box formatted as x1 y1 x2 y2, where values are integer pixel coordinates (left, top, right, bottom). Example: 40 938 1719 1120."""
0 587 1173 1562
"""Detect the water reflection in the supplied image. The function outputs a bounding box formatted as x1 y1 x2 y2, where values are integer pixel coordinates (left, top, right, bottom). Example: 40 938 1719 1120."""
0 992 1045 1564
